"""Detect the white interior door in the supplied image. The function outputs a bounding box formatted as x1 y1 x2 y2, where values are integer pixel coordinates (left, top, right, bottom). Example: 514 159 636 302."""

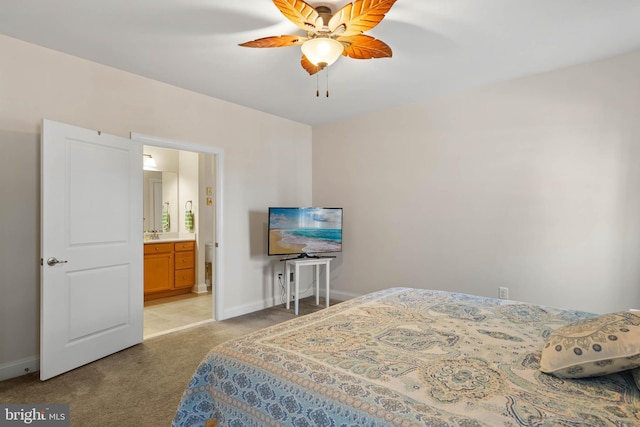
40 119 143 380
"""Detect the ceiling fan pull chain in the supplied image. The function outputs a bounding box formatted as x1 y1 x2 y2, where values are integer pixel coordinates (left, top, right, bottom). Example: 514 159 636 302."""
326 68 329 97
316 74 320 97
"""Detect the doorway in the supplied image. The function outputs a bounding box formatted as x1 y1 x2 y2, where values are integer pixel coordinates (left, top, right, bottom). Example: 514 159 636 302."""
132 133 224 338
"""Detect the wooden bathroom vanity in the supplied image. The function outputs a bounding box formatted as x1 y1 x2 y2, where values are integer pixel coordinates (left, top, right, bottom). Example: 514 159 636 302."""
144 239 195 301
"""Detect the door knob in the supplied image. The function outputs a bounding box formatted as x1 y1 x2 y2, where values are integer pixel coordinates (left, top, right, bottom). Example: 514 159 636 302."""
47 257 68 266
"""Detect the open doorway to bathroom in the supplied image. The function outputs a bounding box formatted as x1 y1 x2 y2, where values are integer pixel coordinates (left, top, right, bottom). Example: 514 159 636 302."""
133 135 222 339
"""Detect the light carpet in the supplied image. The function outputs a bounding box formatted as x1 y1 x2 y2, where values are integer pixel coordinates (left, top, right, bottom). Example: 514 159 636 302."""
0 298 330 427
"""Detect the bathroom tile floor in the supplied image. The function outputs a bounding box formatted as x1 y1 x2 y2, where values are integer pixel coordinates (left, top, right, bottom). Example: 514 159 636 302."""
143 292 213 339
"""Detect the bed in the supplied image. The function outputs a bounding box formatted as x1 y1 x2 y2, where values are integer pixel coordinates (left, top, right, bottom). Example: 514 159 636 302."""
172 287 640 426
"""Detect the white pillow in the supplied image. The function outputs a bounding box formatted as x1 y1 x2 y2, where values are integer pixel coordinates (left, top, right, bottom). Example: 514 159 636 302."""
539 311 640 378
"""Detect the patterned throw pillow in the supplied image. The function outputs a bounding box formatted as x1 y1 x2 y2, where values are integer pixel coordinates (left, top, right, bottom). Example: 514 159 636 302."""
539 311 640 378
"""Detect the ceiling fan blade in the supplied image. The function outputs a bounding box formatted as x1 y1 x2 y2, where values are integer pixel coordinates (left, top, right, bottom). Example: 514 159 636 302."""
239 35 307 48
339 34 392 59
329 0 397 37
301 55 322 75
273 0 323 33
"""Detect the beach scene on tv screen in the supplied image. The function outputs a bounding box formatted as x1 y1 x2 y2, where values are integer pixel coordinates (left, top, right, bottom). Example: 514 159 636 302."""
269 208 342 255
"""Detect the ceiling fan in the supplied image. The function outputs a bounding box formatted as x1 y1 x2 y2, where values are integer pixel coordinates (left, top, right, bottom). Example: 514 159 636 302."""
239 0 397 76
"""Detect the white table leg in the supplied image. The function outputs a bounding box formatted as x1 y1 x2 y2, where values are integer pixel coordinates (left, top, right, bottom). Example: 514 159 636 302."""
294 263 300 315
315 264 320 306
285 262 290 310
325 261 330 308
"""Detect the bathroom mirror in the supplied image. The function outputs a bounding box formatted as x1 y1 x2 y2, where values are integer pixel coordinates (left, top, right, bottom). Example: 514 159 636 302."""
143 170 178 232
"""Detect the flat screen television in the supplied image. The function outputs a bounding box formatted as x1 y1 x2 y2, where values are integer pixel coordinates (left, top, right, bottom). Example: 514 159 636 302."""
268 207 343 258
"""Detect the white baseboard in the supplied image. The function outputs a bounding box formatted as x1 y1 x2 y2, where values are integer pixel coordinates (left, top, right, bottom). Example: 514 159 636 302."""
223 296 277 319
192 282 208 294
0 355 39 381
223 287 318 320
222 289 359 320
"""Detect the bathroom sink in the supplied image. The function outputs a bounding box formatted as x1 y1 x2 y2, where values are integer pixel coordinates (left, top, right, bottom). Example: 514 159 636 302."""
144 232 195 243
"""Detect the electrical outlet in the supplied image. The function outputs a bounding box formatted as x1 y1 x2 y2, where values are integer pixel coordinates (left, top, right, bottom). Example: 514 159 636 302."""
499 287 509 299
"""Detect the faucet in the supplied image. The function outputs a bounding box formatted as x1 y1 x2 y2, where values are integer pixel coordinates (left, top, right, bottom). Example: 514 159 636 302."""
145 230 161 240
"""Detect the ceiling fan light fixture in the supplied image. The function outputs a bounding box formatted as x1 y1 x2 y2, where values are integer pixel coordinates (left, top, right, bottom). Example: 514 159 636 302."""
301 37 344 69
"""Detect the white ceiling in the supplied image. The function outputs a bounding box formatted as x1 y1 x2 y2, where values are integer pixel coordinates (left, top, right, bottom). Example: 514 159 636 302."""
1 0 640 125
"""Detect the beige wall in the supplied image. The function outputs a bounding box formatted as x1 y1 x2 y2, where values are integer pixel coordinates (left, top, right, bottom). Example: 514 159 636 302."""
0 34 312 379
313 50 640 314
3 29 640 380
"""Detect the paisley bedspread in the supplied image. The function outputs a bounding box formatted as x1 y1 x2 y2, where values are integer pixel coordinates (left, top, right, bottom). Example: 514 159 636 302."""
172 288 640 426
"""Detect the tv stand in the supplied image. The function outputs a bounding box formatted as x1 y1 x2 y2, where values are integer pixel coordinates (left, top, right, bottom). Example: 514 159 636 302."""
285 257 333 315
